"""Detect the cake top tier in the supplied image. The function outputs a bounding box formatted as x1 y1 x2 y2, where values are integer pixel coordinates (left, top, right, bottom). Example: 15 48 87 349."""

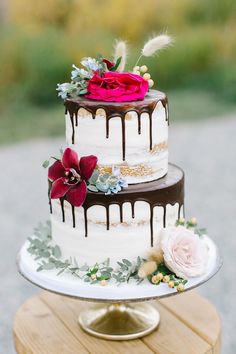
65 89 168 121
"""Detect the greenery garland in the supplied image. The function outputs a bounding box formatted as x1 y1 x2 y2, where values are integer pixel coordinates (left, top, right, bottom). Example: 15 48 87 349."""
27 221 187 289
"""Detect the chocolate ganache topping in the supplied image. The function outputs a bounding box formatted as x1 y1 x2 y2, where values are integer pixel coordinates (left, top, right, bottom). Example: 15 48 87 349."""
49 164 184 247
65 89 169 161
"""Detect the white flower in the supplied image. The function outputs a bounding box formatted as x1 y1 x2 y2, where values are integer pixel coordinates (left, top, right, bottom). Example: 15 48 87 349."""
160 225 208 279
56 83 72 99
71 64 91 81
81 57 103 72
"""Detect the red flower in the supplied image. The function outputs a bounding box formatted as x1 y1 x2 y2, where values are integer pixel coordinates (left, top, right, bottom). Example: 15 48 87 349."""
85 72 149 102
48 148 97 207
102 58 115 70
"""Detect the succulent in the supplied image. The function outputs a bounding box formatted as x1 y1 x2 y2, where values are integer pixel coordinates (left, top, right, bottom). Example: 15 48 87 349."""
88 168 128 195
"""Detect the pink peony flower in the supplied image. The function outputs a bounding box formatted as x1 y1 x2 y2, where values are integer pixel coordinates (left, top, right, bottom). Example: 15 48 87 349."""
48 148 97 207
160 226 208 279
85 72 149 102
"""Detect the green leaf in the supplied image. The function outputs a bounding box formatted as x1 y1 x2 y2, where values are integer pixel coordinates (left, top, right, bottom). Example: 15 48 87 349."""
79 88 87 95
80 264 89 271
87 184 99 192
43 262 55 270
42 160 50 168
89 170 99 185
53 245 62 258
122 259 132 267
57 268 66 276
110 57 122 72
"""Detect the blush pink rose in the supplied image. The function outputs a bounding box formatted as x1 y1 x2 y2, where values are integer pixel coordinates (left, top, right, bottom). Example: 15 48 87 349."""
160 226 208 279
85 72 149 102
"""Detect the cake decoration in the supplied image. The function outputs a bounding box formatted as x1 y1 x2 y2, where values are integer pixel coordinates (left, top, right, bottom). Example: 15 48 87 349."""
48 164 184 243
57 34 172 102
48 147 97 207
65 90 169 158
47 147 128 207
27 218 208 292
88 166 128 195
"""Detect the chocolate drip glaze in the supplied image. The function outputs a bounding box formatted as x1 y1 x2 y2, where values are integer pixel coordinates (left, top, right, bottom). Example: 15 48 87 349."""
60 199 65 222
50 164 184 247
65 90 168 160
48 180 52 214
71 206 75 228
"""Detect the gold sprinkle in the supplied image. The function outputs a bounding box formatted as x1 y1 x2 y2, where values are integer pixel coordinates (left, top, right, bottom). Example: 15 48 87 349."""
151 142 168 154
98 164 154 177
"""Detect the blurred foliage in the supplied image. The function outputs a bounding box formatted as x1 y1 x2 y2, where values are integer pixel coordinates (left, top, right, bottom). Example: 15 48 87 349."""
0 0 236 118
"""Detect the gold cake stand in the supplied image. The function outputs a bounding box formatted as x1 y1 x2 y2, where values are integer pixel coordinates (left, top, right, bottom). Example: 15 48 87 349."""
17 237 222 341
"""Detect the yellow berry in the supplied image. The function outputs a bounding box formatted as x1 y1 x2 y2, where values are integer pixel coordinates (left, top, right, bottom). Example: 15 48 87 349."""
163 275 170 283
133 66 140 71
148 79 154 88
177 283 185 292
90 274 97 280
156 272 164 281
143 73 151 80
100 279 107 286
140 65 148 73
134 70 141 76
168 281 175 288
190 217 197 225
151 275 160 284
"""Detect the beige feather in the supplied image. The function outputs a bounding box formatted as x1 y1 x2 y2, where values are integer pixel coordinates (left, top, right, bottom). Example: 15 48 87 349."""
141 34 173 57
138 261 157 279
113 40 127 72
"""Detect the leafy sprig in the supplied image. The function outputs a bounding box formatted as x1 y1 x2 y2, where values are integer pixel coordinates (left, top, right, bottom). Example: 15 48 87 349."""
176 217 207 237
27 222 144 286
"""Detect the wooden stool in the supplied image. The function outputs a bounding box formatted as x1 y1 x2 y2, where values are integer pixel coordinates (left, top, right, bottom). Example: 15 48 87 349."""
13 291 221 354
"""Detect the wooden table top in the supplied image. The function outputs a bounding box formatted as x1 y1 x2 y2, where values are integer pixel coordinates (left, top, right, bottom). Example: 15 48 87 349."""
13 291 221 354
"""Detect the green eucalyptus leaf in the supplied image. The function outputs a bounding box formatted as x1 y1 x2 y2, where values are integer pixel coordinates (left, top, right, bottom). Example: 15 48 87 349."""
42 160 50 168
110 56 122 72
43 262 55 270
80 264 89 271
122 259 132 266
53 245 62 258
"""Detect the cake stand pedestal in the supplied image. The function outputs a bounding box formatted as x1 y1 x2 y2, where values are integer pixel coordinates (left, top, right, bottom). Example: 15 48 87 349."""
17 236 222 341
78 302 160 340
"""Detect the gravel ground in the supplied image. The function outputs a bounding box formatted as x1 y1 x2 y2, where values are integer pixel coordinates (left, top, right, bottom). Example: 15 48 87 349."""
0 114 235 353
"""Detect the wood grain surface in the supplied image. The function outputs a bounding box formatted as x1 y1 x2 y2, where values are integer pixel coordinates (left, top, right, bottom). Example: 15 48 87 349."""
13 291 221 354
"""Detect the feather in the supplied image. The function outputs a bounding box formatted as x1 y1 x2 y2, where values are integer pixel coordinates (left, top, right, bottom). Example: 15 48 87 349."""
138 261 157 279
141 34 173 57
113 40 128 72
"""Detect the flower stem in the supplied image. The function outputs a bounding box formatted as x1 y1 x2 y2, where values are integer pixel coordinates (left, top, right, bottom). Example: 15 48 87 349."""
134 54 143 67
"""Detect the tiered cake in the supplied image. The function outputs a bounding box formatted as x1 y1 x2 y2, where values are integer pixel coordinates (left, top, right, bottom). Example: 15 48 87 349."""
49 89 184 267
23 35 211 292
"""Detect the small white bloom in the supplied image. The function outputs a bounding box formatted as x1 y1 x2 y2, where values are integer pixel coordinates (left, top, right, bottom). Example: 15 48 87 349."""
71 64 91 80
81 57 103 71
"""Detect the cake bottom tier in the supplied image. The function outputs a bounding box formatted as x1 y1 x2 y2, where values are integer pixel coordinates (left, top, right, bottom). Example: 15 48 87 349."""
50 164 184 266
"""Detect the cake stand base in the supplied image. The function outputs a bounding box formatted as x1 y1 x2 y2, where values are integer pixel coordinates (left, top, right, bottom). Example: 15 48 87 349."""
78 302 160 340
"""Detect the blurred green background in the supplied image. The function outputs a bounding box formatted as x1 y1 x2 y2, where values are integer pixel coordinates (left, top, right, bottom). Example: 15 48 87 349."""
0 0 236 145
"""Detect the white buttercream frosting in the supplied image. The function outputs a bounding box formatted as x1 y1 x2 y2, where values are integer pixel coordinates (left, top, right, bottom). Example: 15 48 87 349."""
65 101 168 184
50 200 183 267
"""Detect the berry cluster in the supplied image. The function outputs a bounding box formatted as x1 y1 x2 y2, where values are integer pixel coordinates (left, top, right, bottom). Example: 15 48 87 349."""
132 65 154 89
